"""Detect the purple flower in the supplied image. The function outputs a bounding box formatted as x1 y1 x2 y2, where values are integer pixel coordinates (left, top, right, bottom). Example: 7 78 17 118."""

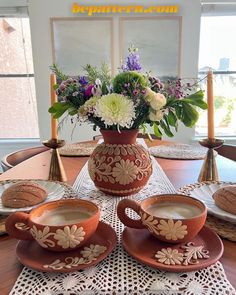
85 84 94 98
133 89 139 96
126 53 142 71
121 47 142 72
59 83 66 91
79 76 88 86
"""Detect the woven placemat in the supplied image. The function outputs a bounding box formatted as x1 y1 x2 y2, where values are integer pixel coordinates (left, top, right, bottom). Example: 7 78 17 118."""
0 179 76 236
206 215 236 242
149 143 217 160
59 142 97 157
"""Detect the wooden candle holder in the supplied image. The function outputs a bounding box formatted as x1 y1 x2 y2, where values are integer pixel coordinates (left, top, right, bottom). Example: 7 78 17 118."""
42 139 67 182
198 138 224 182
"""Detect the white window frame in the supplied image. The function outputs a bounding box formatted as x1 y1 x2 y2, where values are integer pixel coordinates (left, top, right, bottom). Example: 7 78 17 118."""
195 1 236 143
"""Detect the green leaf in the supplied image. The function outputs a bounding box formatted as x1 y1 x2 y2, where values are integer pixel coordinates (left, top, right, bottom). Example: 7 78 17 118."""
68 108 78 116
182 99 208 109
167 110 177 127
181 104 199 127
160 120 174 137
53 84 59 90
153 122 162 138
186 90 204 100
48 102 70 119
175 105 183 120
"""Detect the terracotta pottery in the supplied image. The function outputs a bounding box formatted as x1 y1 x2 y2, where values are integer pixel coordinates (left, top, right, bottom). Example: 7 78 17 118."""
5 199 100 252
122 226 223 272
88 129 152 196
117 194 207 244
16 221 117 273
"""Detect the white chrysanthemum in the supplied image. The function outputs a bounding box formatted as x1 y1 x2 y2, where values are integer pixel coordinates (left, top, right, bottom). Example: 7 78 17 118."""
95 94 135 128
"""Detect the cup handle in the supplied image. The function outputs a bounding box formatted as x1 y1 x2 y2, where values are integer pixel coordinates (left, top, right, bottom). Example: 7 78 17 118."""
117 199 145 229
5 212 33 240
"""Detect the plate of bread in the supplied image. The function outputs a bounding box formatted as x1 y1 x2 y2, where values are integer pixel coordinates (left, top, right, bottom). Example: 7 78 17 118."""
0 180 65 215
179 182 236 223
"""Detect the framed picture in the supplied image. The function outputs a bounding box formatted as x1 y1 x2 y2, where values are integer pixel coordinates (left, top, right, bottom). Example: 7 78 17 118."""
119 16 182 79
51 17 114 75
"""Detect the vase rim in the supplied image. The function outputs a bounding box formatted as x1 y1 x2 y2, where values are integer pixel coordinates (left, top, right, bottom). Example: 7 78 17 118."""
100 129 139 144
100 129 139 133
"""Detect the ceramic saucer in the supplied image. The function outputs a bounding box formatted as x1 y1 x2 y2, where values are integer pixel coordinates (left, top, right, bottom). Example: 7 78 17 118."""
16 221 117 273
122 226 223 272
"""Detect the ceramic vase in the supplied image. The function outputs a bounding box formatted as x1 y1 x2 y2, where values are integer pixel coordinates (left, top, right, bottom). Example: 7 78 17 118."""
88 129 152 196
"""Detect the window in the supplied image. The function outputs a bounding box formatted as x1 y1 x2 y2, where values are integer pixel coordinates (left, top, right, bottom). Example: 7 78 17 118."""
0 14 39 139
196 6 236 137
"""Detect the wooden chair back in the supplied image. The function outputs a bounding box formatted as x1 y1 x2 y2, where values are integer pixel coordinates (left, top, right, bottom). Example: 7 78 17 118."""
1 146 49 172
217 144 236 161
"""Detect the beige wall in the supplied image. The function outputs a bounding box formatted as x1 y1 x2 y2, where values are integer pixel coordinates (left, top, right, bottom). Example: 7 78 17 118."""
29 0 201 143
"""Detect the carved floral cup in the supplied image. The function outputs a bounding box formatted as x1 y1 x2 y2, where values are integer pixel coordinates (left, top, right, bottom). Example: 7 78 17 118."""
5 199 100 252
117 194 207 244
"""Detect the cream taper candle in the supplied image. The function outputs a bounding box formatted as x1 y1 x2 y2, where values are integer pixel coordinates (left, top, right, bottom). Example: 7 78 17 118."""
50 73 58 139
207 70 214 140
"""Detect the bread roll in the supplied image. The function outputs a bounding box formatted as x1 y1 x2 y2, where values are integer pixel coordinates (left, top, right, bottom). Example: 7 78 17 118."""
213 185 236 215
2 181 47 208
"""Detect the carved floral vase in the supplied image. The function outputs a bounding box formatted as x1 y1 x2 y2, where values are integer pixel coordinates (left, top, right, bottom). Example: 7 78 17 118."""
88 129 153 196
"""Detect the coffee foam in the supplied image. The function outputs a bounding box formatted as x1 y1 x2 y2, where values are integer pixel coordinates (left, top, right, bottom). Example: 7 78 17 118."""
33 207 93 226
146 202 202 219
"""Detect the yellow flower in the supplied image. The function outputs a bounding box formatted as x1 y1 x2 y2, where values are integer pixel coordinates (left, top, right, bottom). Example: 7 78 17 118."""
157 219 188 241
112 159 138 185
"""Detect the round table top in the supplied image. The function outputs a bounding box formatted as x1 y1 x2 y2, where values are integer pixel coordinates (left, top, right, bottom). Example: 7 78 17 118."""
0 139 235 294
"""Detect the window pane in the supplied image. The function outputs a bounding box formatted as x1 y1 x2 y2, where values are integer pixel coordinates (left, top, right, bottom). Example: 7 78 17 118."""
0 18 34 74
196 73 236 137
0 77 39 138
199 16 236 71
197 16 236 137
0 17 39 138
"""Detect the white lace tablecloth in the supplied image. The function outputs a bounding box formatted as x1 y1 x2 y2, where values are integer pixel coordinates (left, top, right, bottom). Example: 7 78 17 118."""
9 142 235 295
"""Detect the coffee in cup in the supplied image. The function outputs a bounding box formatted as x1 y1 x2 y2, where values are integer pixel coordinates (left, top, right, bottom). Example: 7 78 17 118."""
6 199 100 252
117 194 207 244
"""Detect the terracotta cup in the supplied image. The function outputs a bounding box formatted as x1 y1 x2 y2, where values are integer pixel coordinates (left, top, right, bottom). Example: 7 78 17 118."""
117 194 207 244
5 199 100 252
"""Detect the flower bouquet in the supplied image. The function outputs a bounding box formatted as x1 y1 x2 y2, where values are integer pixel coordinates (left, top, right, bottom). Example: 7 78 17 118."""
49 47 207 196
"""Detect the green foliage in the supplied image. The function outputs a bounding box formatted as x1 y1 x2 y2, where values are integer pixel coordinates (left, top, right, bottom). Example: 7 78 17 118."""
50 64 68 82
49 57 207 138
155 89 206 137
49 102 77 119
83 63 112 95
113 71 148 97
153 122 162 138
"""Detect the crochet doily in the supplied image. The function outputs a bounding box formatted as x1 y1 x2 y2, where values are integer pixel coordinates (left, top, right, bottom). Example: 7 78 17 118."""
9 151 235 294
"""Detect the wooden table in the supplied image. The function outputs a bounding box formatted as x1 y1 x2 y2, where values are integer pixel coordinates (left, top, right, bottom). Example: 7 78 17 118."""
0 140 235 295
